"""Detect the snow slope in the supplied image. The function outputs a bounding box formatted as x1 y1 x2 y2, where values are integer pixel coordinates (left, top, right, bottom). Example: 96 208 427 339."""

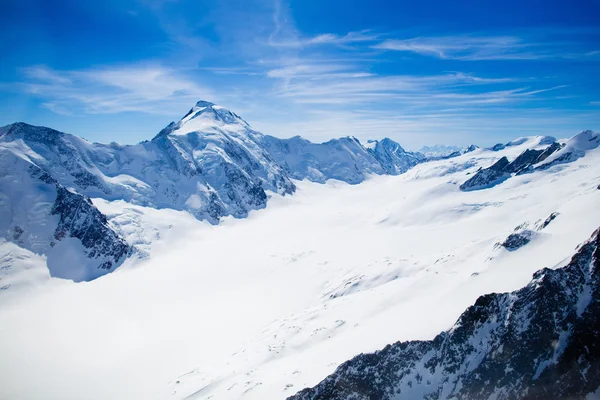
1 132 599 399
291 225 600 400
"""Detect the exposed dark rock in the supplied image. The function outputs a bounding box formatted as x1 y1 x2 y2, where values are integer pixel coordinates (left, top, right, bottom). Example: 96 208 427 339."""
495 212 559 252
536 212 560 231
12 226 24 241
499 230 535 251
51 185 131 269
459 156 510 191
505 148 545 174
464 144 479 153
289 226 600 400
460 142 562 191
22 163 133 281
535 131 599 171
535 142 562 164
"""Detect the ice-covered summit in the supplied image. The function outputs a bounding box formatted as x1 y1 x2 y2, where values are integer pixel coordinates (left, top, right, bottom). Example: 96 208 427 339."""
155 100 252 139
0 100 435 238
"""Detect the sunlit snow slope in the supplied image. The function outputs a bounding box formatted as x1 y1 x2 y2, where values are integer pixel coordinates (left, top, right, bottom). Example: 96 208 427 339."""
1 131 599 399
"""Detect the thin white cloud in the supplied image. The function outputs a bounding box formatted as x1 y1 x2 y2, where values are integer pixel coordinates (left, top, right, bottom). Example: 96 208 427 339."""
372 34 593 60
266 63 371 79
20 64 213 115
268 70 542 106
8 0 596 147
22 66 72 86
269 30 381 48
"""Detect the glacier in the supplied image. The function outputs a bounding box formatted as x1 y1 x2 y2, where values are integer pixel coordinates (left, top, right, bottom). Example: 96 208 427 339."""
0 101 600 400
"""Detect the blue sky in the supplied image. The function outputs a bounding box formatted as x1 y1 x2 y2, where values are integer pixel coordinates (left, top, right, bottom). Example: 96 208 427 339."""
1 0 599 149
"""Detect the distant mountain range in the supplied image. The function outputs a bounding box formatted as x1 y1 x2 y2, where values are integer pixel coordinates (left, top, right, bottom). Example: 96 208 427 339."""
2 100 600 400
418 144 462 158
1 101 598 282
0 101 426 281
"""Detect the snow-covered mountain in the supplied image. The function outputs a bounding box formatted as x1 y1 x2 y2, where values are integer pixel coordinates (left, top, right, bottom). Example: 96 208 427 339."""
460 132 599 191
290 224 600 400
0 146 131 282
260 135 424 183
365 138 426 175
0 101 427 223
0 101 431 281
0 103 296 224
420 144 479 160
418 144 461 158
1 121 600 400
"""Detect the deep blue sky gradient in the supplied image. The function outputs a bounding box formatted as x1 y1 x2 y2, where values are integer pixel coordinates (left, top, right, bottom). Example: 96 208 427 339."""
1 0 599 148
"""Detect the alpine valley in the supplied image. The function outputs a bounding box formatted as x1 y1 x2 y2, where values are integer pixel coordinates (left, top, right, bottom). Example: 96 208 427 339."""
1 101 599 400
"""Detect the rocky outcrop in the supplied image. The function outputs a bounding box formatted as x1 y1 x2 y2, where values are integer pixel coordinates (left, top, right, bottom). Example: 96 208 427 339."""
536 130 599 171
459 156 511 191
290 225 600 400
0 151 132 282
495 212 560 252
460 141 562 191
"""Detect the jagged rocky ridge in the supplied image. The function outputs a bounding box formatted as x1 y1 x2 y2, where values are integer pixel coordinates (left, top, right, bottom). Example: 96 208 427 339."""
289 225 600 400
460 139 561 191
461 131 600 191
0 149 131 281
2 102 597 283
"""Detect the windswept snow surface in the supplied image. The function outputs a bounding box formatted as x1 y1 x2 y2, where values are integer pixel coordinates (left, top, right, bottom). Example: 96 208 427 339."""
1 135 600 399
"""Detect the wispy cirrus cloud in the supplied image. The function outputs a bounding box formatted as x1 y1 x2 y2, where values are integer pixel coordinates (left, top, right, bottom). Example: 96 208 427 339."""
266 62 374 79
19 64 212 115
268 30 381 48
372 34 599 60
262 57 558 107
5 0 598 146
272 75 566 107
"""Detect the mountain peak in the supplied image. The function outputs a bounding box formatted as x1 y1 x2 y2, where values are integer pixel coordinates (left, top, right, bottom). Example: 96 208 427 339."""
0 122 65 144
154 101 251 140
195 100 215 108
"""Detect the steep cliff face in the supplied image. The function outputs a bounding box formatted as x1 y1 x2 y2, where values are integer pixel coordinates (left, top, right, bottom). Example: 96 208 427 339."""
290 226 600 400
0 150 131 282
